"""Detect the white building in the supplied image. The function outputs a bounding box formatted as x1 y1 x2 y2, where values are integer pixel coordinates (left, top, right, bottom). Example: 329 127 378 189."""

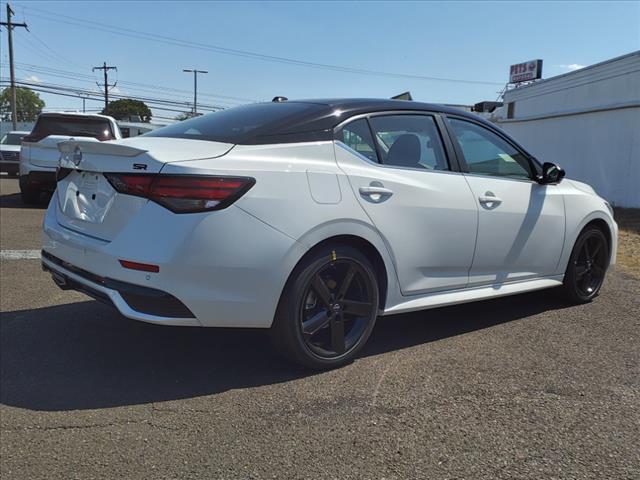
492 51 640 207
117 121 161 138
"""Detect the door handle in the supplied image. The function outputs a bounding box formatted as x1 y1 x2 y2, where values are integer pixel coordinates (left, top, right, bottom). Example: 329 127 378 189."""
478 192 502 206
359 183 394 203
359 186 394 196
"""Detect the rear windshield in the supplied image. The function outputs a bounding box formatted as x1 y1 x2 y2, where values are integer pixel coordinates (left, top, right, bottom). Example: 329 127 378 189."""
145 102 324 143
26 116 114 142
0 133 25 145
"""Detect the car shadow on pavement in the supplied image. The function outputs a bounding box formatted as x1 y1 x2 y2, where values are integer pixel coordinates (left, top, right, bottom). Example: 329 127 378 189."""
0 191 50 209
0 290 570 411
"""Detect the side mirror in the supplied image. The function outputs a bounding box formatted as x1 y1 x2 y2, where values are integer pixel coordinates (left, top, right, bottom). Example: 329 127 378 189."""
540 162 565 184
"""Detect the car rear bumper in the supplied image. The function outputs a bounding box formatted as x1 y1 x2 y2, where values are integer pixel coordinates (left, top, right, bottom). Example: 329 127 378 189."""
42 250 197 323
0 161 19 173
42 197 304 328
19 170 57 191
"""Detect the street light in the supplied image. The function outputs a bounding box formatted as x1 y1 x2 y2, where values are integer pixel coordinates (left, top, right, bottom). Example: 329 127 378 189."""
77 92 89 113
183 68 208 116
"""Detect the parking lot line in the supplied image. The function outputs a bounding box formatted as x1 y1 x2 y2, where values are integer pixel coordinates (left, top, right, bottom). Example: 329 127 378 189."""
0 250 41 260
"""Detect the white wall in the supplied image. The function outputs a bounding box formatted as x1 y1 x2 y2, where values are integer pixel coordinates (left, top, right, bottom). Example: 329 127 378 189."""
495 51 640 207
503 108 639 207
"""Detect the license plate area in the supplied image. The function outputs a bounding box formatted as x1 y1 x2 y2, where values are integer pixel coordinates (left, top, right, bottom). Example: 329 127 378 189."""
57 170 116 224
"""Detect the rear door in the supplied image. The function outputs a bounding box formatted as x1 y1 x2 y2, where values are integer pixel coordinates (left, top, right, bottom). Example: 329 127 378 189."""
445 116 565 286
335 113 478 295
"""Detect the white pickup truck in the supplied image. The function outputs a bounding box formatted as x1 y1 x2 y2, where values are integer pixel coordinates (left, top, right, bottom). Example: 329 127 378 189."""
19 112 121 204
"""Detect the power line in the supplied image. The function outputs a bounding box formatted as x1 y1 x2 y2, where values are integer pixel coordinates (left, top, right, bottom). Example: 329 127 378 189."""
1 79 226 113
1 75 229 111
15 25 76 67
12 30 53 64
1 83 203 116
7 62 255 104
19 4 504 86
17 5 81 68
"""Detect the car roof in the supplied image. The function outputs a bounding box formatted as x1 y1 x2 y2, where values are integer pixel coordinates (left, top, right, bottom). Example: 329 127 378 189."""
38 112 116 121
290 98 469 115
253 98 487 138
147 98 497 146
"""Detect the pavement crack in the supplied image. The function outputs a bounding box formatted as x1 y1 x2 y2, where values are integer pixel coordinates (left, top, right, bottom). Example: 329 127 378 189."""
370 353 401 408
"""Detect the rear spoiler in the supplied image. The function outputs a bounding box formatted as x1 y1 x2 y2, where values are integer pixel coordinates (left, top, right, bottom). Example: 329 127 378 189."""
58 139 148 158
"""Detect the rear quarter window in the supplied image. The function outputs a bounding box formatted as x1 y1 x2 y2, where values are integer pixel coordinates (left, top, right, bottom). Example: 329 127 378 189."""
145 102 325 143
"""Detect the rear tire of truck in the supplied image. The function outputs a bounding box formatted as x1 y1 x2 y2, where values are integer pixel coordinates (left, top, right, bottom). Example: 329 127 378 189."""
19 178 41 205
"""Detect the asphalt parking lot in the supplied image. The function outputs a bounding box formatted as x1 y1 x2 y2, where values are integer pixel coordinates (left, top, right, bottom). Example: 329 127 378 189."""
1 176 638 479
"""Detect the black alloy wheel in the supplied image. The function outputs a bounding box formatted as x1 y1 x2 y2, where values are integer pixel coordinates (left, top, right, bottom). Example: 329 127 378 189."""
271 245 379 369
300 259 375 358
562 227 609 303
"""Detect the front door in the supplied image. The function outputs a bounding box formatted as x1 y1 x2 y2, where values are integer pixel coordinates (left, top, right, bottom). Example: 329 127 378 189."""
446 117 565 286
335 114 478 295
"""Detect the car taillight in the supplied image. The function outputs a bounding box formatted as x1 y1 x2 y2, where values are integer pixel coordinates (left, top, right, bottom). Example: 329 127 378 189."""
104 174 255 213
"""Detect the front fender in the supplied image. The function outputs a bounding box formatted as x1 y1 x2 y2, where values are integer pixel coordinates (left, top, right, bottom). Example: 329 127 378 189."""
557 192 618 274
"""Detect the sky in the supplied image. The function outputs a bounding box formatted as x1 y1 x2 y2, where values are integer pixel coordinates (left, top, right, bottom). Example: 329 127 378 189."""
1 0 639 121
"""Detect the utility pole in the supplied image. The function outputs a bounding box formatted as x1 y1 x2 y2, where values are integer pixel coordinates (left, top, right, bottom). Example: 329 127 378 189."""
1 3 28 130
92 62 117 114
77 92 89 113
183 68 207 116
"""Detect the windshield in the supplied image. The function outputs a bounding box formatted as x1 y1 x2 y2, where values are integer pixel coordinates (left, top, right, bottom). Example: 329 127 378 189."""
0 133 25 145
145 102 325 143
26 116 114 142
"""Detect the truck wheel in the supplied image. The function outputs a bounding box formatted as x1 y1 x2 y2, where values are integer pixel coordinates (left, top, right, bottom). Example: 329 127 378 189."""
19 178 41 205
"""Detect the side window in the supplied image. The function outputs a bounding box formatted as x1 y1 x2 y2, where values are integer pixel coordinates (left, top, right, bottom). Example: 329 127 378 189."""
369 115 449 170
337 119 378 163
449 118 532 179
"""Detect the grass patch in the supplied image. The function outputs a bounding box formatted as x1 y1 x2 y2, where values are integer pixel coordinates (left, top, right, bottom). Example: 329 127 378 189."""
614 207 640 278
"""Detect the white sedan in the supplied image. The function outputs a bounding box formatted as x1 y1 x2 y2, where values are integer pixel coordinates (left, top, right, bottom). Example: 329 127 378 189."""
41 99 617 368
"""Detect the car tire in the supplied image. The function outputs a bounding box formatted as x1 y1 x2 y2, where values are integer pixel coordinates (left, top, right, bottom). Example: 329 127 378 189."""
271 244 379 369
560 226 609 304
19 177 41 205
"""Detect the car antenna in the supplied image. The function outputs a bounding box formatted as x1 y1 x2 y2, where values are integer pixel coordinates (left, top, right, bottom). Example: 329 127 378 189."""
272 96 288 103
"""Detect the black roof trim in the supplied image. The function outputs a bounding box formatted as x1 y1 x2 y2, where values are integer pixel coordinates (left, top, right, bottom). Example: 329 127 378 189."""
148 98 495 146
244 98 488 143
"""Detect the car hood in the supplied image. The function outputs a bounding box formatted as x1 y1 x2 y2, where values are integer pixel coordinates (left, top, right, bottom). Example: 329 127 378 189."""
0 145 21 152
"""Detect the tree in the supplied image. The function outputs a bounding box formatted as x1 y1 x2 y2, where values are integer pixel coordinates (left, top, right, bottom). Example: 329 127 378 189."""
0 87 45 122
101 99 152 122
